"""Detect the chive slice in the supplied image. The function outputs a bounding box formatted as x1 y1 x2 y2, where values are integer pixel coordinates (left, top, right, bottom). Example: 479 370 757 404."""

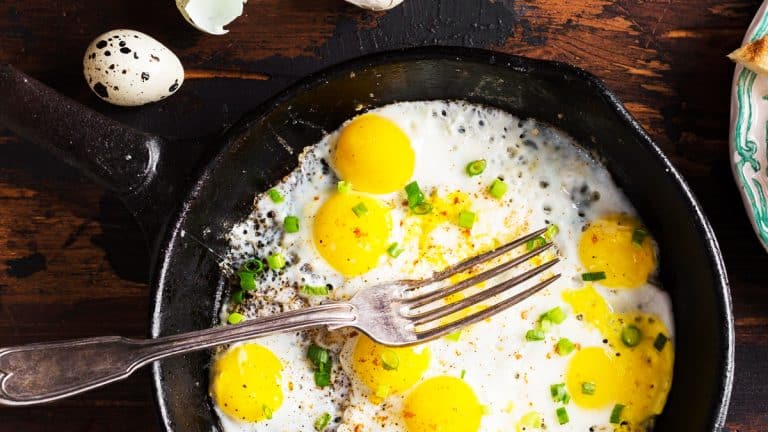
556 338 575 356
556 407 569 425
352 202 368 217
538 317 553 332
411 202 433 215
314 369 331 387
458 210 476 229
267 253 286 270
621 325 642 347
654 333 668 351
227 312 245 325
337 181 352 194
307 344 330 366
526 236 547 251
263 404 274 420
550 383 569 403
525 329 545 341
544 224 560 240
380 349 400 370
581 381 596 395
632 228 648 246
284 215 300 233
466 159 487 176
243 258 265 274
581 271 606 281
314 412 331 431
238 271 256 291
488 178 508 199
542 306 567 324
301 285 330 296
231 290 244 304
610 404 625 424
387 242 404 258
268 189 284 203
405 181 425 207
460 369 466 379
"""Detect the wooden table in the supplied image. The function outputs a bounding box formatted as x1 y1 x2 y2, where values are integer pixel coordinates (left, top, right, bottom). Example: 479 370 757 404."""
0 0 764 430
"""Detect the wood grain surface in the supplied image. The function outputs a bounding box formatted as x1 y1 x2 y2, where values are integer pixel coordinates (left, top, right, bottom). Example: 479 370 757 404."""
0 0 765 430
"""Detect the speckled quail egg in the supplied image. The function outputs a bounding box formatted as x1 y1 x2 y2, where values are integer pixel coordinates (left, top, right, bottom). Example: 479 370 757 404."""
83 29 184 107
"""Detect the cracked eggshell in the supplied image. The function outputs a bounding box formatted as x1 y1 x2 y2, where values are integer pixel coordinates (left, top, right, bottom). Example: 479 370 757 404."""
83 29 184 107
345 0 404 11
176 0 247 35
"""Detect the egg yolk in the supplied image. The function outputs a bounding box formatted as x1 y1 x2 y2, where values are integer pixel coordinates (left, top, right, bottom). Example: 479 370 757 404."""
578 214 656 288
313 192 392 276
563 286 674 425
352 335 430 401
210 343 283 422
403 376 484 432
332 114 415 194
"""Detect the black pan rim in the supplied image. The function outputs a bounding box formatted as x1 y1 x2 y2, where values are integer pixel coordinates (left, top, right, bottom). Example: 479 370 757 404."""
149 45 734 431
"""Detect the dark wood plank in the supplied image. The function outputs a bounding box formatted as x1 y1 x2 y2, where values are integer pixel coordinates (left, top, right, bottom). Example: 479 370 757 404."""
0 0 765 430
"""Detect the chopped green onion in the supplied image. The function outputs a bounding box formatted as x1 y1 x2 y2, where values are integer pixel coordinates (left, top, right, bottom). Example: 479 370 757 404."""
375 384 390 399
488 178 508 199
460 369 466 379
231 290 244 304
307 344 330 367
621 325 642 347
654 333 668 351
268 189 284 203
445 330 462 342
466 159 487 176
458 210 476 229
581 271 606 282
525 329 545 341
337 181 352 194
352 202 368 217
556 338 575 356
314 412 331 431
556 407 569 425
550 383 569 403
542 306 567 324
387 242 404 258
284 215 300 233
411 202 433 215
581 381 596 395
544 224 560 240
380 349 400 370
243 258 265 274
301 285 330 296
314 369 331 387
238 271 256 291
267 253 286 270
526 236 547 251
610 404 625 424
263 404 273 420
632 228 648 246
538 317 553 332
405 181 425 207
227 312 245 325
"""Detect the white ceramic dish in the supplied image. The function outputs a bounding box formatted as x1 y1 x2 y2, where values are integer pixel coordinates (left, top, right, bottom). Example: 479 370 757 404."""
731 0 768 252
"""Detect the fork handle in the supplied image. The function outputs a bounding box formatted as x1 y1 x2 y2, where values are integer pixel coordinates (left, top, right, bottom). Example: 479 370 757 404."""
0 303 357 406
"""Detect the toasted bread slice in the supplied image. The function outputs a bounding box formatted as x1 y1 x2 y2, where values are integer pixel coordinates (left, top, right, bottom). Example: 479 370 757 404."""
729 35 768 76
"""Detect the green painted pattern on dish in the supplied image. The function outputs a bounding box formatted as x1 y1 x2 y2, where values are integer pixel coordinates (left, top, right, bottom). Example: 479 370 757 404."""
734 9 768 246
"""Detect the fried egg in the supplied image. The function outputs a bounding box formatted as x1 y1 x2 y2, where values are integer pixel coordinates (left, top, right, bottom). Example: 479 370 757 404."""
215 101 674 432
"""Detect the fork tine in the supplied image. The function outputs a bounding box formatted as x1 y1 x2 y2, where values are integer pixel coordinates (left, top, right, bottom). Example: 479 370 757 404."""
406 242 555 308
407 258 560 325
407 227 548 290
414 274 561 341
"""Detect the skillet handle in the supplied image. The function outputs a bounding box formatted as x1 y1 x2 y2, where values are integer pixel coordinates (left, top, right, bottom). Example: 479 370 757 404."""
0 64 163 196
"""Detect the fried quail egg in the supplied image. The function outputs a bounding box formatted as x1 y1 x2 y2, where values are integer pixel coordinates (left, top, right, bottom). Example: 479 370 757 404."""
215 101 674 432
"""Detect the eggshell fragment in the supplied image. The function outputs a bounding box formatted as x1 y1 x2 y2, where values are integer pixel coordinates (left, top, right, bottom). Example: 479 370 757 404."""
83 29 184 107
345 0 404 11
176 0 247 35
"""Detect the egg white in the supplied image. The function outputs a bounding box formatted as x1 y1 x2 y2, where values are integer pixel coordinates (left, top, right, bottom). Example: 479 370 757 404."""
218 101 674 432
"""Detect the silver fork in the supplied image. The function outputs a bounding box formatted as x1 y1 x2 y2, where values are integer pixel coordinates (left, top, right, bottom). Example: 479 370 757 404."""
0 228 559 406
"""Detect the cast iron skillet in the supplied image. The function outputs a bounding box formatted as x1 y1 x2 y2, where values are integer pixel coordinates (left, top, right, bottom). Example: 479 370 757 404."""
0 46 733 431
